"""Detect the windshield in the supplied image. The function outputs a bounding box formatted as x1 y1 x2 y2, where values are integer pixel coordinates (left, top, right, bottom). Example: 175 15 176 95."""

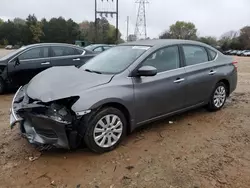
81 45 150 74
0 46 26 61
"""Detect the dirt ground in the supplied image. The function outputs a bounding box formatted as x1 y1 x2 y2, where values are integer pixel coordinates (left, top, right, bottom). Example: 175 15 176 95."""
0 49 250 188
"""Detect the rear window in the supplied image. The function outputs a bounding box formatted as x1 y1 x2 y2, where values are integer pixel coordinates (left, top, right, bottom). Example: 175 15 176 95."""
183 45 209 66
207 49 217 60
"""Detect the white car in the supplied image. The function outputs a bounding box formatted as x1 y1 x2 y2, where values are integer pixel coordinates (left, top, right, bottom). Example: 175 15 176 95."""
243 51 250 56
5 45 13 50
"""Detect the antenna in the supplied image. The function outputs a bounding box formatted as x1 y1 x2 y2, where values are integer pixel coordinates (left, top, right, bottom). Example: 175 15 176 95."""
134 0 148 40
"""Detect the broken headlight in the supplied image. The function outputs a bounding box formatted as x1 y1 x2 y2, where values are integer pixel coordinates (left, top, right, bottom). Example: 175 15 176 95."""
46 103 73 124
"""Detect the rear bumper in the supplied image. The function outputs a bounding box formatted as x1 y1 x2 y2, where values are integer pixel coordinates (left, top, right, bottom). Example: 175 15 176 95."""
229 69 238 95
10 86 72 149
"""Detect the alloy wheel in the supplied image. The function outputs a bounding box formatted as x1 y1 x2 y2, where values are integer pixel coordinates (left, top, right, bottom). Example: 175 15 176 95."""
93 114 123 148
213 86 226 108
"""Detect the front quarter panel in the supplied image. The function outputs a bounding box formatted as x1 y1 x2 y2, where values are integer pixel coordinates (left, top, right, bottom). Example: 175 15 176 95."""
71 74 135 122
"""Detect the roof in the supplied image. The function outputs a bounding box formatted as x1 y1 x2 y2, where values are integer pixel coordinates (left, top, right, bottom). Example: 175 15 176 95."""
120 39 208 47
24 43 81 48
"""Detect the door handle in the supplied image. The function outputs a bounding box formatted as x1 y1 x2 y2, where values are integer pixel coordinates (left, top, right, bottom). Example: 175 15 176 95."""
73 58 80 61
41 62 50 65
174 78 185 83
209 70 216 75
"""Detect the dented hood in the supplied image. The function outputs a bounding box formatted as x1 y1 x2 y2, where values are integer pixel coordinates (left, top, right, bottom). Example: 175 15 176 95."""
26 66 113 102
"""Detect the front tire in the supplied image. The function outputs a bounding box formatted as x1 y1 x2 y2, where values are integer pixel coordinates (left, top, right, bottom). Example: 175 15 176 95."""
0 77 6 94
207 82 227 111
83 107 127 153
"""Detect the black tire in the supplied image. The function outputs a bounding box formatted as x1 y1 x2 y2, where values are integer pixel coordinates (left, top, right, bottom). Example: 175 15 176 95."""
0 77 5 94
207 82 227 111
83 107 127 153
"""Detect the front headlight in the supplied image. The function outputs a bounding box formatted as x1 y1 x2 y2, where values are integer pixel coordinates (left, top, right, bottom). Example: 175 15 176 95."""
46 103 72 124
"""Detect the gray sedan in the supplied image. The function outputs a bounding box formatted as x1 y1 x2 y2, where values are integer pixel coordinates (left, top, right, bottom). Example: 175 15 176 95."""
10 39 237 153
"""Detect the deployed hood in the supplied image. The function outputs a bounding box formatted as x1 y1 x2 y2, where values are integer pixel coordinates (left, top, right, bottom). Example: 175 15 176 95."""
27 66 114 102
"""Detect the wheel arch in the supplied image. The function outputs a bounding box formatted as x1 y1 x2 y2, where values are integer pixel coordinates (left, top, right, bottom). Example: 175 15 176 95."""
218 79 230 96
99 102 131 135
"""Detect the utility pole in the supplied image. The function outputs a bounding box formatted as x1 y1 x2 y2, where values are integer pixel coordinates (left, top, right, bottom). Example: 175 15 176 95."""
126 16 129 42
116 0 119 43
94 0 119 43
134 0 148 40
95 0 97 43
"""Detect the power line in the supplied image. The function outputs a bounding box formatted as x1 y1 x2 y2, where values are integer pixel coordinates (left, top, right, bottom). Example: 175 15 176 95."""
134 0 148 40
95 0 119 43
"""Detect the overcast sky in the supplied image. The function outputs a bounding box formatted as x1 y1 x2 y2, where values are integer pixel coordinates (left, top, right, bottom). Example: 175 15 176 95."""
0 0 250 39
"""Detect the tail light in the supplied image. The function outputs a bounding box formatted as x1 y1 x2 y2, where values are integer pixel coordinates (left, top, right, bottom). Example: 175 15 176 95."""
232 61 238 71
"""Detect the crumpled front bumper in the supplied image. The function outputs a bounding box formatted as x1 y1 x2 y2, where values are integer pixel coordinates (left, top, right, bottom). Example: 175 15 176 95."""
10 86 72 149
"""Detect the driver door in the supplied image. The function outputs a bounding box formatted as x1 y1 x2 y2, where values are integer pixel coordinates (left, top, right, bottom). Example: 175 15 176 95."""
133 45 187 124
8 46 51 87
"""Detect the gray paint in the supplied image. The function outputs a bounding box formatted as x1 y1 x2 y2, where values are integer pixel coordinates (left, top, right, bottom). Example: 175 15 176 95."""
25 39 237 131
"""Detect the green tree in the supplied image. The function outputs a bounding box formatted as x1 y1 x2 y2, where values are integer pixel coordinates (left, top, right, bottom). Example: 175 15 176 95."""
238 26 250 49
160 21 197 40
13 18 26 25
0 18 4 26
25 14 44 43
198 36 217 47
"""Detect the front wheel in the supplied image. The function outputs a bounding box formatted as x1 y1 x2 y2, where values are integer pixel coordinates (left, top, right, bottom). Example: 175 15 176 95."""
207 82 227 111
83 107 127 153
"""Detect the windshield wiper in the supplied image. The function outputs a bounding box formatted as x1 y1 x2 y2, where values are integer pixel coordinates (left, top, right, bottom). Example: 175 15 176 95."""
84 69 102 74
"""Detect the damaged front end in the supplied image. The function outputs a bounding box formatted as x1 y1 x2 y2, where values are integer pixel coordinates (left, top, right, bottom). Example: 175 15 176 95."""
10 86 84 149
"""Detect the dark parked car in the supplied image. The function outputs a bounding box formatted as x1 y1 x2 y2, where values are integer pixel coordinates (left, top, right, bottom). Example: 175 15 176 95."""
84 44 115 53
0 43 95 94
10 39 237 153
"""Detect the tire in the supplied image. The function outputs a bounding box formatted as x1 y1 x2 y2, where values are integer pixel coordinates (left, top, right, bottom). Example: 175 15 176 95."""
207 82 227 111
83 107 127 153
0 77 5 94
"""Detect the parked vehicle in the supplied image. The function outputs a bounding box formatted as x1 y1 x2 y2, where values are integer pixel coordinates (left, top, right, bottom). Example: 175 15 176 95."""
5 45 13 50
229 50 238 55
84 44 115 53
10 39 238 153
0 43 96 94
242 50 250 56
236 50 243 56
223 50 232 55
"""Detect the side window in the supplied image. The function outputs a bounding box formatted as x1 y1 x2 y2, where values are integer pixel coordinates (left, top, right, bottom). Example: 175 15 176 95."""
19 47 49 60
51 46 79 57
207 48 217 60
103 46 111 51
183 45 208 66
75 48 84 55
142 46 180 73
93 47 103 52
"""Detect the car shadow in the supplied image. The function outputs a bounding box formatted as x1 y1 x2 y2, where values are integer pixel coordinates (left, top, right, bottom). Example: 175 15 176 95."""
39 106 209 156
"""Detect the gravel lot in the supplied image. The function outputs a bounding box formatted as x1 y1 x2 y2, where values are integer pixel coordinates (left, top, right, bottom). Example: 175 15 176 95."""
0 49 250 188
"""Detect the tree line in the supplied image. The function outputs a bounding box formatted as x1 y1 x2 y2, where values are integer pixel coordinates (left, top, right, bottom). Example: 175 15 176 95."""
0 14 123 47
0 15 249 50
159 21 250 51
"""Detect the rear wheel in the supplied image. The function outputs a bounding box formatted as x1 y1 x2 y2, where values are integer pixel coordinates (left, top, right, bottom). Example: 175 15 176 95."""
83 107 127 153
0 77 5 94
207 82 227 111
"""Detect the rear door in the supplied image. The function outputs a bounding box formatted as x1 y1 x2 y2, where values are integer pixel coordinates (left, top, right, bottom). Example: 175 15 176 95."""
50 45 92 67
182 45 218 107
8 46 51 86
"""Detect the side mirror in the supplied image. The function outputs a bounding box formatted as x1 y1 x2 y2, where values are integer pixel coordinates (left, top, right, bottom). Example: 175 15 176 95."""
137 66 157 77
